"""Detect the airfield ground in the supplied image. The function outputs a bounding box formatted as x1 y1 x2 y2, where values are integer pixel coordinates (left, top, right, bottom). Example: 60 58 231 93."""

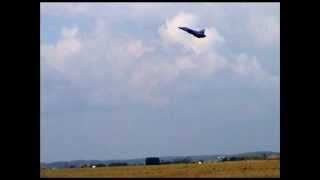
40 159 280 178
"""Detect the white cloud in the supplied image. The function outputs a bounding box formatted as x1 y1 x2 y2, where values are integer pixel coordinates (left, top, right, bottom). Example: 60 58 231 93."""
41 27 82 73
126 40 154 59
41 3 91 17
175 56 197 73
61 27 79 38
229 53 279 90
248 15 280 46
173 53 227 78
230 53 261 75
41 8 279 107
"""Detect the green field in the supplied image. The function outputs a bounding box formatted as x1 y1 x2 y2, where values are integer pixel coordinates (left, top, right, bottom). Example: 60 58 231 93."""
41 159 280 178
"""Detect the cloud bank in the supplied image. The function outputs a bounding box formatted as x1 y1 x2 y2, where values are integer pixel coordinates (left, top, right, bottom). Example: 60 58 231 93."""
41 10 278 107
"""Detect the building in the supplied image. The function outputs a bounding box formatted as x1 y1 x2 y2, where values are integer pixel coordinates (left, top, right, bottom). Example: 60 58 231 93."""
145 157 160 165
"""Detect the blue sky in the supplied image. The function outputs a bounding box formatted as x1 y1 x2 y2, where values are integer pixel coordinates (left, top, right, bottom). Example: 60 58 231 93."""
40 3 280 163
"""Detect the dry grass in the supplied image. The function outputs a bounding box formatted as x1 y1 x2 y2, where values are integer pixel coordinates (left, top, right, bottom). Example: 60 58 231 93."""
41 159 280 178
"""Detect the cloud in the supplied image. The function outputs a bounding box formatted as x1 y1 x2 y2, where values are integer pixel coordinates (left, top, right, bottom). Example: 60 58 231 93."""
248 15 280 46
41 27 82 74
41 3 91 17
173 53 227 78
42 22 166 107
230 53 261 75
126 40 155 58
229 53 279 90
41 9 278 108
61 26 79 38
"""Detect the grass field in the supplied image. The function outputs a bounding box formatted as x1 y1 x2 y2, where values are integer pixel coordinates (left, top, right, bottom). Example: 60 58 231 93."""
40 159 280 178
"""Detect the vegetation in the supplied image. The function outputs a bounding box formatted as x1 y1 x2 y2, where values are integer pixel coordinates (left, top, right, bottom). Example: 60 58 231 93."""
41 159 279 178
171 157 192 164
108 162 128 167
93 163 107 167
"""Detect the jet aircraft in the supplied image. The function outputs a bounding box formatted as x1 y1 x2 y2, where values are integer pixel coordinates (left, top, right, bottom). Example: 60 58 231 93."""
178 27 206 38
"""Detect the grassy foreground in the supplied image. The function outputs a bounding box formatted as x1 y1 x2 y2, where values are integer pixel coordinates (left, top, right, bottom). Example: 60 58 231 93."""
41 159 280 178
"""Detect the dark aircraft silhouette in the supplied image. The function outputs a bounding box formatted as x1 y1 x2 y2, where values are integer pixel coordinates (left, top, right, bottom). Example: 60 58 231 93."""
178 27 206 38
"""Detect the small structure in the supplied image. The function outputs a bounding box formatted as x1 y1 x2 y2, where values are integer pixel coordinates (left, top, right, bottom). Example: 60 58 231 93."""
197 160 203 165
267 154 280 160
145 157 160 165
91 165 96 168
217 156 227 162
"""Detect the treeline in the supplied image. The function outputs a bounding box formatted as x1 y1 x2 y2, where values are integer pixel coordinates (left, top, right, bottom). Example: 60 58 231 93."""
56 154 279 169
108 162 128 166
169 158 192 164
160 158 198 165
218 157 246 162
63 162 129 168
218 154 279 162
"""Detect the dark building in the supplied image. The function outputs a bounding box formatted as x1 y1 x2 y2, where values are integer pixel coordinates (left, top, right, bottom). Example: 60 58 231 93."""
145 157 160 165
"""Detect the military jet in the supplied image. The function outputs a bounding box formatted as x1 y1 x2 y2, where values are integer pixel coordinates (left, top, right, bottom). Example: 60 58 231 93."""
178 27 206 38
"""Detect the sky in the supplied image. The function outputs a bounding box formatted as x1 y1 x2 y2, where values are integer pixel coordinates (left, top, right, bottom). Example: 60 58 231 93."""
40 2 280 163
